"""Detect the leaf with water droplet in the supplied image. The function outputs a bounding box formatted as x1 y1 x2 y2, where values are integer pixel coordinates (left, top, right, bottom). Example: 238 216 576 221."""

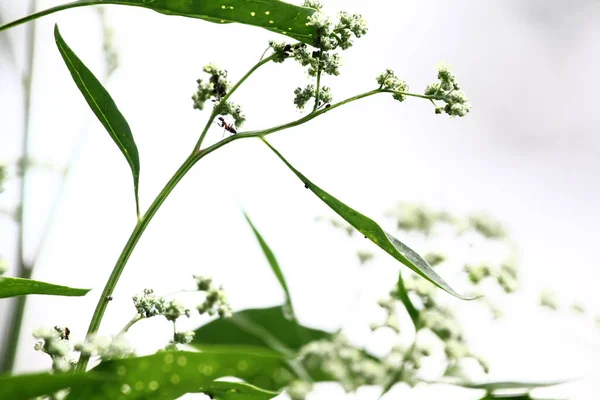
1 1 318 44
66 350 289 398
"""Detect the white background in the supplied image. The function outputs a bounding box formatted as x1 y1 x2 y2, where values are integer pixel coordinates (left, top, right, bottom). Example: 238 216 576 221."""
1 0 599 399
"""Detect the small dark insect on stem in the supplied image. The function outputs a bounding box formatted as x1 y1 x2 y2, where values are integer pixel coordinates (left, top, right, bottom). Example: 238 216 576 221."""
217 116 237 135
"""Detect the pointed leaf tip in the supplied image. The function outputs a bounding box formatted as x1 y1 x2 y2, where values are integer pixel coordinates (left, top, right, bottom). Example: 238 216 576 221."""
261 138 473 300
54 25 140 217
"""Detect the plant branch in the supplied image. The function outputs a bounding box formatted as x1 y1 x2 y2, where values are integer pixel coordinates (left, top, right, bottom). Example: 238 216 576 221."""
119 314 142 335
194 53 278 152
77 84 434 372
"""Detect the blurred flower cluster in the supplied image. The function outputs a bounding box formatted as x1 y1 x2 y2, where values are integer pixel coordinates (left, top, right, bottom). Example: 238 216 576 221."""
192 64 245 128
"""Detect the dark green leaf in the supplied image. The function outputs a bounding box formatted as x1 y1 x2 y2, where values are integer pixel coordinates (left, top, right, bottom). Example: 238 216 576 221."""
54 25 141 218
0 277 90 298
0 371 94 400
1 1 318 44
262 138 472 299
192 306 330 356
243 212 295 320
68 350 291 399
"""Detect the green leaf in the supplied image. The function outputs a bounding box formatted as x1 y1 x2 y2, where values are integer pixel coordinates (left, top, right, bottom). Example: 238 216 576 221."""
243 212 295 320
204 381 280 400
261 138 472 300
1 1 318 44
67 350 291 399
0 371 94 400
192 306 330 356
441 379 569 391
54 25 141 218
0 277 90 298
0 353 284 399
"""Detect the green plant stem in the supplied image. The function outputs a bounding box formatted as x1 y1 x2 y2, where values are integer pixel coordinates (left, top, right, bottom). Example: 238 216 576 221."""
119 314 142 335
77 85 436 372
312 68 322 112
0 0 37 373
194 53 278 152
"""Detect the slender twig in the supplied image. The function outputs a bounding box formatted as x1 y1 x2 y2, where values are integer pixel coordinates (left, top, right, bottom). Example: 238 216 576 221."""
0 0 37 373
119 314 142 335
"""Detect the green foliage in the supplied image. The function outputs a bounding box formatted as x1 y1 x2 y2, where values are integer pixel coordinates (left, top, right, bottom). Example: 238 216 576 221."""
261 138 472 300
0 0 318 44
54 25 141 218
193 306 329 355
0 371 93 400
243 212 295 319
0 277 90 298
67 350 289 398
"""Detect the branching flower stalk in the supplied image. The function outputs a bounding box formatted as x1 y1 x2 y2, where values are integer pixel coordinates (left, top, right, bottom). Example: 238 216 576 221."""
74 4 470 372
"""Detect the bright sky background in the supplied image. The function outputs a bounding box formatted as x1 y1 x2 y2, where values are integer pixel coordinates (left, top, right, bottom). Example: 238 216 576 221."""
1 0 599 399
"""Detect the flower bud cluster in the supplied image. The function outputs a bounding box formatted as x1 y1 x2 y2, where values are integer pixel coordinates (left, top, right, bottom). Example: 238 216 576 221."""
370 295 400 333
286 380 313 400
424 63 470 117
268 3 367 110
132 288 192 321
293 84 332 109
464 261 517 293
299 334 387 392
75 334 134 360
191 64 245 127
32 326 76 372
193 275 233 318
376 69 409 102
172 330 195 345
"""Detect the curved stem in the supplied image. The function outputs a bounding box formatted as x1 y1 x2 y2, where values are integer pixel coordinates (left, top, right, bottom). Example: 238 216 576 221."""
194 53 277 152
119 314 142 335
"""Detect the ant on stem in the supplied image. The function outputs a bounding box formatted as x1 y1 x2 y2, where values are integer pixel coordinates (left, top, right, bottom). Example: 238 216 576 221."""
217 116 237 136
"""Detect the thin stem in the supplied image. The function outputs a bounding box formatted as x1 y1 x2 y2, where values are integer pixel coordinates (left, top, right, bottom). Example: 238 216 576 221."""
312 67 322 112
119 314 142 335
77 153 199 371
194 53 278 152
0 0 37 373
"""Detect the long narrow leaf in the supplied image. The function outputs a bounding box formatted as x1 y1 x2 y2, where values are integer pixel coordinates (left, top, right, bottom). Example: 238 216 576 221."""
0 277 90 298
440 378 569 391
1 1 318 44
261 138 472 300
54 25 141 218
243 212 295 319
